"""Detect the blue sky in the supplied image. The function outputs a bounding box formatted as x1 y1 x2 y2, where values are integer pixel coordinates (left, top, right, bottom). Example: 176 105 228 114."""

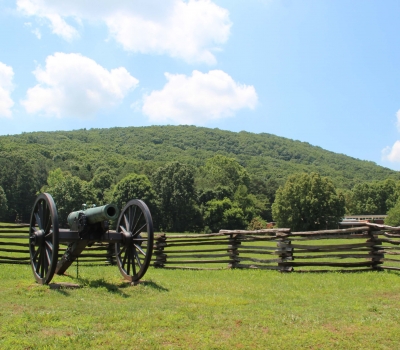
1 0 400 170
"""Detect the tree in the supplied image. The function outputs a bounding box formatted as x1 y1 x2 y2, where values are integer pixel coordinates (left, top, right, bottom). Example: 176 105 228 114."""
197 185 232 207
91 172 114 204
198 155 250 192
347 179 398 215
45 173 96 227
152 162 200 232
272 172 345 231
111 173 155 210
385 200 400 227
233 184 259 223
203 198 246 232
248 177 280 221
0 152 44 222
0 186 7 221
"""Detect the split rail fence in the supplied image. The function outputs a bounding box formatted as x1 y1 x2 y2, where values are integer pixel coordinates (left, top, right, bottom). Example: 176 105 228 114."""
0 224 115 266
2 223 400 272
153 223 400 272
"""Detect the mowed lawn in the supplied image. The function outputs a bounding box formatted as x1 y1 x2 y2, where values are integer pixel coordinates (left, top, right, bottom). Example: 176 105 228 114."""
1 262 400 349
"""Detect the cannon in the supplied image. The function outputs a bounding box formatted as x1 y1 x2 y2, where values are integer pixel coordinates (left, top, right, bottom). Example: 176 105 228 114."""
29 193 154 285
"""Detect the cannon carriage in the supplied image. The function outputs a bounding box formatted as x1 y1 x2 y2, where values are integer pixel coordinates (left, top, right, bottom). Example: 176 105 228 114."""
29 193 154 285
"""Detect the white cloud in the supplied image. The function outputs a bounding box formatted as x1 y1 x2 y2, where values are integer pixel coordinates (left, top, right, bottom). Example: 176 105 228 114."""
0 62 14 118
18 0 79 41
16 0 231 64
24 22 42 39
382 110 400 164
142 70 258 124
382 141 400 163
21 52 138 118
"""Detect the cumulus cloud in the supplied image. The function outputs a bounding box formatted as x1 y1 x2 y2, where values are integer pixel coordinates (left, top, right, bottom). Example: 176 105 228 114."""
21 53 138 118
0 62 14 118
18 0 79 41
382 142 400 163
142 70 258 124
16 0 231 64
382 110 400 164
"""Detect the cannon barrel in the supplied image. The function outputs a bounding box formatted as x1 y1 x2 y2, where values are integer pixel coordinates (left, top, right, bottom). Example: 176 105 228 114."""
67 204 119 230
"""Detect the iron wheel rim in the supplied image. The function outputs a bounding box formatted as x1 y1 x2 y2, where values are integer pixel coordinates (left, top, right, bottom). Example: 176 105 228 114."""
29 193 59 285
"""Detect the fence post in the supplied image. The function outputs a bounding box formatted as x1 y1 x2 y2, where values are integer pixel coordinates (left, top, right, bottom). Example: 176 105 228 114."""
106 243 116 265
227 233 241 268
367 227 384 270
276 230 293 272
153 233 166 268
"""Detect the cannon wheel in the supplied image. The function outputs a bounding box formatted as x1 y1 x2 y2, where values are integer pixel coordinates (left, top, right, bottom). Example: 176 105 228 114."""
29 193 59 285
115 199 154 282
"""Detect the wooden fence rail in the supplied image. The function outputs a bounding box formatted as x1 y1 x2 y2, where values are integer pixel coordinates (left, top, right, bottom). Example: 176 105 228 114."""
154 223 400 272
2 223 400 273
0 224 115 266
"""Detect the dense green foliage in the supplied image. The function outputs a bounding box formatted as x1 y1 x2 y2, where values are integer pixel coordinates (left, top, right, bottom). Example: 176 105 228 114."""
0 125 399 228
0 152 46 222
272 173 346 231
385 201 400 226
345 179 399 215
41 169 96 227
111 173 155 213
0 186 7 220
152 162 200 232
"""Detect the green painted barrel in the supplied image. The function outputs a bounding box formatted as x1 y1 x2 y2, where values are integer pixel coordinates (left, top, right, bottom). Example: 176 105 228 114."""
67 204 119 229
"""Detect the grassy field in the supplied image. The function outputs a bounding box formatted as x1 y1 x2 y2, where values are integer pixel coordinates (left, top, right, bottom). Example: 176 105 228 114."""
1 263 400 349
2 224 400 348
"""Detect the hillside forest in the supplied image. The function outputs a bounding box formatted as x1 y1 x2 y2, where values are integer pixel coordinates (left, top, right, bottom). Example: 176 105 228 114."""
0 125 399 232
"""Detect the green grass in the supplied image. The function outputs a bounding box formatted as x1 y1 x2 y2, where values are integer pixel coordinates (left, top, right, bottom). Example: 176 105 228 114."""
2 226 400 348
1 264 400 349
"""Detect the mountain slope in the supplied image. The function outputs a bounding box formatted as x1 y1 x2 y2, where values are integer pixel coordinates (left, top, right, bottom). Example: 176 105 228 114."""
0 125 398 189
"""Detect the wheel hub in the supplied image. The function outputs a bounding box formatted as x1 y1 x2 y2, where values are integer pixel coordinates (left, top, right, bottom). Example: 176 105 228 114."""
31 229 45 245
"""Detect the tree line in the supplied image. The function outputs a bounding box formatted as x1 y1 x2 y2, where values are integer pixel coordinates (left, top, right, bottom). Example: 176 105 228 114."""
1 152 400 231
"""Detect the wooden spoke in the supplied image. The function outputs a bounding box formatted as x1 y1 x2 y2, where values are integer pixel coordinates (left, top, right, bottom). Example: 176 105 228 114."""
132 223 147 238
122 247 128 269
132 248 137 275
117 245 127 257
45 239 53 251
35 261 40 274
32 246 40 261
126 247 131 276
120 226 129 236
45 215 52 235
129 206 137 233
134 244 146 257
134 249 142 268
123 213 129 232
131 212 143 237
34 212 42 230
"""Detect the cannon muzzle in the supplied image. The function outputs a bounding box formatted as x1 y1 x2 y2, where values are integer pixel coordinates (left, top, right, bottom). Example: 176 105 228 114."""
67 204 119 231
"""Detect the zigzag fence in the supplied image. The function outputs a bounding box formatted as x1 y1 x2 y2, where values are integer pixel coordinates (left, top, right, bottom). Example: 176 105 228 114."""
0 224 115 266
2 223 400 272
153 223 400 272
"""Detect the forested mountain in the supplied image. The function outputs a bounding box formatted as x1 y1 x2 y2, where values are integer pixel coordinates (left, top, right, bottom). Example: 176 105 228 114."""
0 125 398 225
1 125 397 185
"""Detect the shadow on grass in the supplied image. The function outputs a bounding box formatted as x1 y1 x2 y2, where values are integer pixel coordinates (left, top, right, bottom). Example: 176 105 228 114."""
136 281 169 292
53 288 71 296
54 275 169 296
